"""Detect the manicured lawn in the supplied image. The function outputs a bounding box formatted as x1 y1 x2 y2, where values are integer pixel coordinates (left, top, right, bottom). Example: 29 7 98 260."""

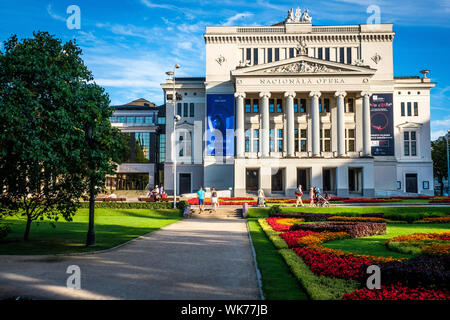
249 206 450 218
323 223 450 259
0 208 182 255
248 219 308 300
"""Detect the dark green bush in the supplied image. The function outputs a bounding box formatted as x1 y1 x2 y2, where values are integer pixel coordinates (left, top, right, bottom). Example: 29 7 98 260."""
78 201 187 211
269 205 281 215
0 223 11 240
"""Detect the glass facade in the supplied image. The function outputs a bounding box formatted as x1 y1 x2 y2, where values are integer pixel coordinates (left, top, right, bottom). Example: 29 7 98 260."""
106 173 149 191
122 132 151 163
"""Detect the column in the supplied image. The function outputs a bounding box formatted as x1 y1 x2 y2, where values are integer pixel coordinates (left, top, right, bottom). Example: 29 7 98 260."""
259 92 271 158
361 91 372 156
284 91 296 157
335 91 347 157
234 92 246 158
309 91 321 157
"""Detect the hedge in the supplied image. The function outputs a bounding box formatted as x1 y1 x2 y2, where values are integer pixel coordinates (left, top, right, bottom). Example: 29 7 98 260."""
279 248 358 300
78 201 187 211
289 222 387 238
258 218 288 249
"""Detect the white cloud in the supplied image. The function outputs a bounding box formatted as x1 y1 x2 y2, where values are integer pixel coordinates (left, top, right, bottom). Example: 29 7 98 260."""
140 0 176 10
431 130 449 141
432 118 450 127
223 12 254 26
46 4 66 22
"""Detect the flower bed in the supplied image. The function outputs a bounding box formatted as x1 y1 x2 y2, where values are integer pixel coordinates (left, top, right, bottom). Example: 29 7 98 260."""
289 221 387 238
343 283 450 300
265 217 305 232
187 197 257 205
269 212 332 221
327 216 387 223
280 230 317 248
415 216 450 223
385 232 450 255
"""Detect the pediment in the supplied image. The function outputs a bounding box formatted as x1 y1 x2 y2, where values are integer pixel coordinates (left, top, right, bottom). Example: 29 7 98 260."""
397 122 423 128
232 55 376 77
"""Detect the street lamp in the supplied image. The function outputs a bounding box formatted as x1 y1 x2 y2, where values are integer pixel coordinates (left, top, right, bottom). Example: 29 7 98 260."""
166 64 180 209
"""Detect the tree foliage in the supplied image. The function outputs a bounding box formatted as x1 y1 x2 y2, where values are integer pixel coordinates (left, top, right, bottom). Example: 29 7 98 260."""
0 31 125 240
431 137 448 195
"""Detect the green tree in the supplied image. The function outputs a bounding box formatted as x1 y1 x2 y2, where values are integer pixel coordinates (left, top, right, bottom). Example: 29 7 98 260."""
0 31 125 241
431 137 448 195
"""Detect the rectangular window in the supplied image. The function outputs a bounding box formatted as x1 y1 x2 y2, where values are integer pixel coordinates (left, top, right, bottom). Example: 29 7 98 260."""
294 99 298 113
253 129 260 153
126 116 135 124
144 116 153 124
325 48 330 61
159 134 166 163
252 99 259 113
135 132 151 162
110 117 117 123
320 129 331 152
253 48 258 65
289 47 295 58
275 48 280 61
346 98 354 113
269 129 275 152
190 103 195 117
346 129 356 152
269 99 275 113
401 102 405 116
183 103 189 117
414 102 418 116
177 103 182 116
300 129 307 152
403 131 417 156
245 129 251 153
246 48 251 63
276 99 283 113
347 47 352 64
318 47 323 60
277 129 283 152
320 98 330 113
245 99 251 113
157 117 166 125
267 48 273 63
117 116 125 123
300 99 306 113
294 129 299 152
407 102 412 116
340 47 345 63
135 116 144 125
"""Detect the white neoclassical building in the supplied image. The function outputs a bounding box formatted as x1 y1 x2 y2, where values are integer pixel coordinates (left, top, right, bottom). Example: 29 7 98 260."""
161 8 436 198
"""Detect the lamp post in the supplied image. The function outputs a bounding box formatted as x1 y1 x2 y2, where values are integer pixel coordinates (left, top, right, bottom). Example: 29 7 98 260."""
86 126 96 247
166 64 180 209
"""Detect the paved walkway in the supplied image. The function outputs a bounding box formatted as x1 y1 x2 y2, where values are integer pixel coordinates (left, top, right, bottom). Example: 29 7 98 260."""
0 219 260 300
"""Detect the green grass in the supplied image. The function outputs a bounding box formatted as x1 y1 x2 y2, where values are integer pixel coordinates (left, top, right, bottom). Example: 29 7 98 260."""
0 208 182 255
323 223 450 259
248 219 308 300
249 206 450 218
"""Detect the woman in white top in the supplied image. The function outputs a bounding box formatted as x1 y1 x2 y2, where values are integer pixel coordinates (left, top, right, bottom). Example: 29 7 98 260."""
257 188 265 207
211 187 218 212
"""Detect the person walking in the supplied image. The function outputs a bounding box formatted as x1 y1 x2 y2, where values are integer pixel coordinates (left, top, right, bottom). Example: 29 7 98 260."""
295 185 304 207
197 186 206 213
211 187 218 212
309 187 315 207
257 188 265 207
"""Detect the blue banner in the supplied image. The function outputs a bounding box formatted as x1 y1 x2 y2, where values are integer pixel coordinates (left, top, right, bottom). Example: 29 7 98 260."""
370 93 394 156
206 94 235 157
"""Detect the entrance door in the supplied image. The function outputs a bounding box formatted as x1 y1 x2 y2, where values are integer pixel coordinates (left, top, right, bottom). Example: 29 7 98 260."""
246 169 259 193
322 168 336 193
405 174 418 193
179 173 191 195
349 168 362 194
297 169 309 189
271 169 284 193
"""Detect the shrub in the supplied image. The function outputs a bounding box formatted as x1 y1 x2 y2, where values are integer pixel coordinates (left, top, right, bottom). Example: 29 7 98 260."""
0 223 11 240
327 216 387 223
414 216 450 224
78 201 187 210
290 222 387 238
270 212 332 221
269 205 282 215
360 254 450 291
279 249 358 300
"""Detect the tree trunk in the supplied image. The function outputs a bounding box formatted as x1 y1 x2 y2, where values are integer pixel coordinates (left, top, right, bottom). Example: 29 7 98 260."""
440 179 444 196
24 214 32 241
86 179 96 246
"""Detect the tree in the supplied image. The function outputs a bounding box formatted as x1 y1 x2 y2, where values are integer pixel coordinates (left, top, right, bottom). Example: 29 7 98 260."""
431 137 448 196
0 31 125 240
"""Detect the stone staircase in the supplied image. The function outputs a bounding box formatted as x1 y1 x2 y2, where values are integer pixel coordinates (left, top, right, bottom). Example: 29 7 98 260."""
187 206 242 219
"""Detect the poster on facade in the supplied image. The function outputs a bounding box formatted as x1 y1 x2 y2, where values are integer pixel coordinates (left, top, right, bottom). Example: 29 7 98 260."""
370 93 394 156
206 94 235 157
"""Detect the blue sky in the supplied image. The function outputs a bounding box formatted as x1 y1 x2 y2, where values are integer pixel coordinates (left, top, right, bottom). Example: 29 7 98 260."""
0 0 449 139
